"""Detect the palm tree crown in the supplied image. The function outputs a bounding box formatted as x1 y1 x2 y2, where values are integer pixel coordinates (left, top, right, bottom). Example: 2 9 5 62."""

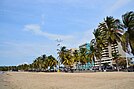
122 11 134 55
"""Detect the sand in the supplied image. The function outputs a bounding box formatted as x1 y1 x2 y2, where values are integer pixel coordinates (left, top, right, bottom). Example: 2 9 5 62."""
0 72 134 89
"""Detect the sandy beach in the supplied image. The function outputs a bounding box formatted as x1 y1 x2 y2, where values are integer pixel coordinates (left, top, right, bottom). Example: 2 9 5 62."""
0 72 134 89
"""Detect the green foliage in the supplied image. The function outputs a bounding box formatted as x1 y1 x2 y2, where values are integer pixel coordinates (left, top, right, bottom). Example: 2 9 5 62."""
79 48 89 64
32 54 58 70
122 11 134 55
58 46 74 67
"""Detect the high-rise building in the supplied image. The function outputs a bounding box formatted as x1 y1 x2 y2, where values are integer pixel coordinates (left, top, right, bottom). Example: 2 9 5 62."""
95 42 126 66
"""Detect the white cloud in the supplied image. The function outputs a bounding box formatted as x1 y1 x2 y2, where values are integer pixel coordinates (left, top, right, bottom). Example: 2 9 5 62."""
24 24 41 32
24 24 74 40
24 24 94 49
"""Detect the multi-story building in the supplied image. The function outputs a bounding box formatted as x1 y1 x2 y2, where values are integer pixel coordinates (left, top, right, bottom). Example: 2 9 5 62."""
95 42 126 66
70 42 126 70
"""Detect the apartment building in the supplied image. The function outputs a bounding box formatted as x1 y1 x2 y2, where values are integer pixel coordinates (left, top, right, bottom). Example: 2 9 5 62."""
95 42 126 66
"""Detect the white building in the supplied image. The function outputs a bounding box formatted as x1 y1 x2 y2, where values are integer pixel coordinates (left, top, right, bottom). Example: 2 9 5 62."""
95 42 126 66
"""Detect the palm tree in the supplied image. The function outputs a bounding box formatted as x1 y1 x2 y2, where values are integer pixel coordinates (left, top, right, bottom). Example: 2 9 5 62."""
58 46 74 70
102 16 123 48
32 55 47 71
47 55 58 70
17 64 29 71
63 51 74 69
73 50 80 63
99 16 123 70
91 28 106 71
122 11 134 55
79 48 91 70
79 48 88 65
58 46 67 64
89 39 96 67
41 54 48 70
73 50 80 70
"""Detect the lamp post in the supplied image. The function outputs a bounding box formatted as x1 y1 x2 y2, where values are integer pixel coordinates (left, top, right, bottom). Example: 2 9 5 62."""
56 39 63 72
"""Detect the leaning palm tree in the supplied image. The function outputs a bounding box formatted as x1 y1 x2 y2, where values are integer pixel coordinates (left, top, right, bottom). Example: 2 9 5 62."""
99 16 124 70
102 16 123 49
122 11 134 55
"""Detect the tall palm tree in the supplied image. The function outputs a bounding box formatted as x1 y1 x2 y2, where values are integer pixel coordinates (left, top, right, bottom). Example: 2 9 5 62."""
122 11 134 55
99 16 123 70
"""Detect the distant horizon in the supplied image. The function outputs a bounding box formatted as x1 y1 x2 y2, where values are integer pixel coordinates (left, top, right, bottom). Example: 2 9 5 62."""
0 0 133 66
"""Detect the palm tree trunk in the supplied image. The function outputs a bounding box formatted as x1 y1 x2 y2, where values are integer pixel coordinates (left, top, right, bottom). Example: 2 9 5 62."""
116 59 119 72
108 43 114 70
99 58 102 71
113 43 119 72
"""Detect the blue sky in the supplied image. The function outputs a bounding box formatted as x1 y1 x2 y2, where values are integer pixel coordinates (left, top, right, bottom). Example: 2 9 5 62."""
0 0 133 66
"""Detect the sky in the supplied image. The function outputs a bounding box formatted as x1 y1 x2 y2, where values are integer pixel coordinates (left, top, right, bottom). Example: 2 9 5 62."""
0 0 133 66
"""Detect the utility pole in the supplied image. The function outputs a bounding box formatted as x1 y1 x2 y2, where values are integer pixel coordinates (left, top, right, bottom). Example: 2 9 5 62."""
56 39 63 72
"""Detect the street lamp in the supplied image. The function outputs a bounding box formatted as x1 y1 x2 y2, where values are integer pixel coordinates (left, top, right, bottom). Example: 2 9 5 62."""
56 39 63 72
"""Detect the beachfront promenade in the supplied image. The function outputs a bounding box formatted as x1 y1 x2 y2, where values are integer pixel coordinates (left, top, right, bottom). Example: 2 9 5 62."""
0 72 134 89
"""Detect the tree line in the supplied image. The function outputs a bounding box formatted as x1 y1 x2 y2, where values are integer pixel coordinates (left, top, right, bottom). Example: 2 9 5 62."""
0 55 58 72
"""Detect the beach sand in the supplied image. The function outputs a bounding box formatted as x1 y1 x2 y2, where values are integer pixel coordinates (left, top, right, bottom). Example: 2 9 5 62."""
0 72 134 89
0 72 12 89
